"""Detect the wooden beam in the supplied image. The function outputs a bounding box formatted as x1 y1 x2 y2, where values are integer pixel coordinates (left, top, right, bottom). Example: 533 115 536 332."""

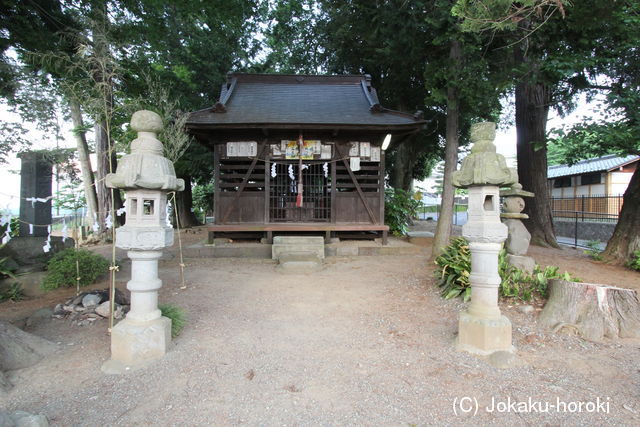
220 142 267 224
335 145 378 224
213 145 220 224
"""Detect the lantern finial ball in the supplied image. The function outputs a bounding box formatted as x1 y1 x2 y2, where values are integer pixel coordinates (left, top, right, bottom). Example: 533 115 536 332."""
131 110 163 134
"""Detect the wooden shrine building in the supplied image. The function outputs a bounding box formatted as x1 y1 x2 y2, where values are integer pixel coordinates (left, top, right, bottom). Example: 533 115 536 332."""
186 73 426 244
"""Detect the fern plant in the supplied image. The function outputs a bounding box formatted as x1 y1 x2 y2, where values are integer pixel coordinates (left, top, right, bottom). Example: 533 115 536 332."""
160 304 186 338
627 250 640 272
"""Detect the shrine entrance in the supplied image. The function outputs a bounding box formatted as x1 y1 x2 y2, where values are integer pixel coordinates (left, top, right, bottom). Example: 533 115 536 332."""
269 163 331 223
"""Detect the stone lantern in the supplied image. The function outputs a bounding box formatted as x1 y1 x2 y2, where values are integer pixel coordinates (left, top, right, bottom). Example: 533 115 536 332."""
102 110 184 373
500 183 535 273
452 122 518 355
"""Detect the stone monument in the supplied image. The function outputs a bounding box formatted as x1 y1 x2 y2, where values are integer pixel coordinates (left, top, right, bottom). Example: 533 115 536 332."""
101 110 184 374
500 183 535 273
452 122 518 355
18 151 52 237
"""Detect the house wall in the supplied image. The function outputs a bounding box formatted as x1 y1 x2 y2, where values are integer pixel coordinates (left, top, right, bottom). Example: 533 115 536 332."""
608 171 632 196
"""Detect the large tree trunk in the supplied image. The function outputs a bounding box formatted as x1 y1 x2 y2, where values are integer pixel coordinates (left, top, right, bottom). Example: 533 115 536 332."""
539 279 640 341
514 81 559 247
69 98 98 225
387 142 415 191
91 1 122 232
174 175 200 228
432 40 461 259
602 166 640 263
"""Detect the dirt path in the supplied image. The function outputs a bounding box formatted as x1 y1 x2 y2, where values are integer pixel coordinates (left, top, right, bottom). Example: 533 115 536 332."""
1 228 639 425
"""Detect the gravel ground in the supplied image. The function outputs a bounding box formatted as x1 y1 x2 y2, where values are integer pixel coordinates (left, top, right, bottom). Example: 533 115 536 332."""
1 228 639 425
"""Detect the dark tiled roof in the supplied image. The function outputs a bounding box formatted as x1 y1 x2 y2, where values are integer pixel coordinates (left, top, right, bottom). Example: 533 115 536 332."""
186 73 425 131
547 154 639 178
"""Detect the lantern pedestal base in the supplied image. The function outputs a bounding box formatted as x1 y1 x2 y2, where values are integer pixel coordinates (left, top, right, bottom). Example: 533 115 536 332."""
456 311 513 355
101 316 172 374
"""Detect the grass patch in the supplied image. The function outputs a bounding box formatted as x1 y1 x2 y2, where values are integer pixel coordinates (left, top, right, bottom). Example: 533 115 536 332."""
159 304 186 338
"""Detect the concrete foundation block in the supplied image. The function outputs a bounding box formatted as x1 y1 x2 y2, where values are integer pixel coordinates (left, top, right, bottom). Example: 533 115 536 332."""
336 245 359 257
272 236 325 260
457 311 513 356
102 316 171 373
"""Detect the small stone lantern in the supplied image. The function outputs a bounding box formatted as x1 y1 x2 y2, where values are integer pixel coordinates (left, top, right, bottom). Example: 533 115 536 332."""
102 110 184 373
500 183 535 272
452 122 518 355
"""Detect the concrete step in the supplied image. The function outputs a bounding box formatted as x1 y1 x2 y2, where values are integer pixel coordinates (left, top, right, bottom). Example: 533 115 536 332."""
272 236 325 260
277 252 323 272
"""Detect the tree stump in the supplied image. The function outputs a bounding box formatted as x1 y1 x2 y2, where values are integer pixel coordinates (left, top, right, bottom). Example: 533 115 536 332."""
539 279 640 341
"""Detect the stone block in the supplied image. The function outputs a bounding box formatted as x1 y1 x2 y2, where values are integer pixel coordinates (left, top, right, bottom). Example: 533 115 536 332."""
336 245 359 257
115 226 173 250
277 252 323 273
506 254 535 273
503 218 531 255
272 236 325 260
457 311 513 355
102 316 171 373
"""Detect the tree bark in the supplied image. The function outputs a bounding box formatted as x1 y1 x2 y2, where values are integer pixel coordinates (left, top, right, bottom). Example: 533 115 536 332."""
602 165 640 263
539 279 640 341
514 81 559 247
68 99 98 224
91 1 122 231
174 175 200 228
388 142 415 191
432 39 461 259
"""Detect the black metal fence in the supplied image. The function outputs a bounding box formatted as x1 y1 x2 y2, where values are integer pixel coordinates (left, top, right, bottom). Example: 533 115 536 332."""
551 194 623 223
551 195 622 248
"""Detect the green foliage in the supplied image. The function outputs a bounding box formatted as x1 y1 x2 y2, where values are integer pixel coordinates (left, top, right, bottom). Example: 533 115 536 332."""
435 237 578 302
0 254 17 280
384 188 421 236
434 237 472 301
0 216 20 239
584 240 604 261
42 248 109 291
159 304 186 338
625 250 640 272
0 283 24 302
192 183 214 219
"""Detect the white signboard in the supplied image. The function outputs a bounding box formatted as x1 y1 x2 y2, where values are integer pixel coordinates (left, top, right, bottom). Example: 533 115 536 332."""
370 147 381 162
227 141 257 157
321 144 332 159
359 142 371 158
348 141 359 157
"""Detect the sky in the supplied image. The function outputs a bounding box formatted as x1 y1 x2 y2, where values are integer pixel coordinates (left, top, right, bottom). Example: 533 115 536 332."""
415 93 604 193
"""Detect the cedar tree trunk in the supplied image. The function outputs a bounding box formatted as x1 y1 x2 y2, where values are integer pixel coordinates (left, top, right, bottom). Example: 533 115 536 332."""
388 143 415 191
515 81 559 247
69 99 98 224
432 39 461 258
174 175 200 228
602 165 640 262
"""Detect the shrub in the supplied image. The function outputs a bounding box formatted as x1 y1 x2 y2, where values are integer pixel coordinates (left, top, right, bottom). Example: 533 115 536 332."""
0 283 24 302
42 248 110 290
584 240 603 261
627 250 640 272
384 188 421 236
159 304 186 337
434 237 472 301
434 237 578 302
0 255 17 280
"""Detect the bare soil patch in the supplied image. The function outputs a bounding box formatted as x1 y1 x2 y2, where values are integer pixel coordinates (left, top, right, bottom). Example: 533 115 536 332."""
1 225 638 425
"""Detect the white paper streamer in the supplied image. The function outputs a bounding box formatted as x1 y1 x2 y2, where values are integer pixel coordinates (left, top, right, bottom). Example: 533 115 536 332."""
92 213 100 232
116 200 127 217
105 213 113 229
323 162 328 178
29 224 34 234
271 163 277 178
288 165 295 180
25 196 52 207
350 156 361 172
165 203 172 227
62 222 68 242
43 225 51 253
301 164 309 171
